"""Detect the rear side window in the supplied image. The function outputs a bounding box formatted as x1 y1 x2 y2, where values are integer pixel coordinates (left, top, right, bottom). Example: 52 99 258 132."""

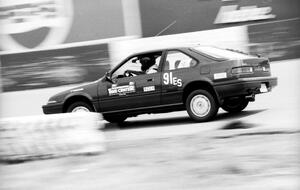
164 51 197 71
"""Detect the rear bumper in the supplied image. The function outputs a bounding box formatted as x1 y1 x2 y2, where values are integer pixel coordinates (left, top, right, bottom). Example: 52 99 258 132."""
214 76 277 99
42 103 63 114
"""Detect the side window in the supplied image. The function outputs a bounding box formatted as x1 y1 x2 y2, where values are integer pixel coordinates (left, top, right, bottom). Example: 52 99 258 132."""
111 56 142 79
111 52 163 79
164 51 197 71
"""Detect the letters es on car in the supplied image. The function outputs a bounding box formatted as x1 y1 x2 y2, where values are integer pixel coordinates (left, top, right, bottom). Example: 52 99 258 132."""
42 46 277 123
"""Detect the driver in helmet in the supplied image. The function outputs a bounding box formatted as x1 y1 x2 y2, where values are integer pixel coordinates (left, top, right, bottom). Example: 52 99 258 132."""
124 56 157 77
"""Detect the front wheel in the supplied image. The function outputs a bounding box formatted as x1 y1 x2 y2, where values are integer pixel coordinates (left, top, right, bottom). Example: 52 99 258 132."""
221 96 249 113
186 90 219 122
66 101 94 113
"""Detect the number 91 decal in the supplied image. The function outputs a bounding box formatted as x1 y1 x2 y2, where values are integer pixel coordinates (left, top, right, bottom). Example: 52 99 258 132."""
163 72 182 87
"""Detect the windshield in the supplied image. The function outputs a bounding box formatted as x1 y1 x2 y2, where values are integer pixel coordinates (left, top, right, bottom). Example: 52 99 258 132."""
193 46 254 60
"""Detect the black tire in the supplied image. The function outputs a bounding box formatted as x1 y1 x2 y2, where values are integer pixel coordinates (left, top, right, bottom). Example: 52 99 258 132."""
186 90 219 122
66 101 94 113
221 96 249 113
103 114 127 124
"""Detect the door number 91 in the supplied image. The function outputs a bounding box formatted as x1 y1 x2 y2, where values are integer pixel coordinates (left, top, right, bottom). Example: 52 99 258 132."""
163 72 182 87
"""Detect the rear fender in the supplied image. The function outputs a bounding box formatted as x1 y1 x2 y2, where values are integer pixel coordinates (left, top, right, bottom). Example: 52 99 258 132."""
183 80 222 105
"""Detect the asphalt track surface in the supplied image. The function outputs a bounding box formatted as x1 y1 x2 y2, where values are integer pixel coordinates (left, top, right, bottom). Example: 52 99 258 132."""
0 59 299 190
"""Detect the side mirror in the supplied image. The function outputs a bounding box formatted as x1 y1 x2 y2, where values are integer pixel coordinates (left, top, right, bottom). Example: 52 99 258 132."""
105 72 112 83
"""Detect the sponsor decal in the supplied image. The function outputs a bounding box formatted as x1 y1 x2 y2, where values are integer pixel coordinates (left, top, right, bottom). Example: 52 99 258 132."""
213 72 227 80
0 0 74 50
163 72 182 87
214 5 276 24
108 82 136 96
143 86 155 92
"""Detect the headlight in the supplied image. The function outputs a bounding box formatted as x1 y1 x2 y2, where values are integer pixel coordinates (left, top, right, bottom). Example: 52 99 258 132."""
47 100 57 104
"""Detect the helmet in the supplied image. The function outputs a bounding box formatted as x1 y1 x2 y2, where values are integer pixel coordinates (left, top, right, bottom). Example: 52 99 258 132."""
140 57 152 71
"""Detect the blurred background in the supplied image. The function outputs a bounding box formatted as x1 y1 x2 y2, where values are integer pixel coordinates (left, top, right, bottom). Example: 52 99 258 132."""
0 1 300 190
0 0 299 117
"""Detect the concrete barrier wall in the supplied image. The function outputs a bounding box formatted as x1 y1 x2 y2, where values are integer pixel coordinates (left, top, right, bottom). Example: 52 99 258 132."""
0 112 105 163
0 84 78 118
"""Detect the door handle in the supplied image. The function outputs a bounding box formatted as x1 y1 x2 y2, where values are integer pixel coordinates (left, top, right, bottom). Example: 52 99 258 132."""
147 78 153 82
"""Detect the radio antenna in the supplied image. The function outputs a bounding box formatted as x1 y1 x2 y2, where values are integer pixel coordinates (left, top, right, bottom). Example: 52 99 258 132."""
155 20 177 36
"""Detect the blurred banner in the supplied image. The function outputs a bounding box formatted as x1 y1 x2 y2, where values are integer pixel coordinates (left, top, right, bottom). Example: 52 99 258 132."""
0 0 142 92
139 0 299 36
248 19 300 61
1 43 110 92
139 0 300 61
0 0 126 51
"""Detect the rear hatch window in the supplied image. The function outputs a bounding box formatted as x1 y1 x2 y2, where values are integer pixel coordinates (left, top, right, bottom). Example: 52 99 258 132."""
193 46 255 60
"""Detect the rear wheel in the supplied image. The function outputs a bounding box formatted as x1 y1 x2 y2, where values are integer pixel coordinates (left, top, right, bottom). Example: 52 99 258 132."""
66 101 94 113
221 96 249 113
186 90 219 122
103 114 127 124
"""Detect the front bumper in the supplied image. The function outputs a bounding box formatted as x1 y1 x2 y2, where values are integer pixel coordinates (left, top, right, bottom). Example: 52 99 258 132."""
214 76 277 99
42 103 63 114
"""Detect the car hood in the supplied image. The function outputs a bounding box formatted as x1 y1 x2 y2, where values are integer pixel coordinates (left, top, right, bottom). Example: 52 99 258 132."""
47 80 100 104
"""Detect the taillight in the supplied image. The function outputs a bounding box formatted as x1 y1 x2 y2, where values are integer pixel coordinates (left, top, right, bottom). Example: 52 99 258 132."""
231 66 253 75
254 65 270 72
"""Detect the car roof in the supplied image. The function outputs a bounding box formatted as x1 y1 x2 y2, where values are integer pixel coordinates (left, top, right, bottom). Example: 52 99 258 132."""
129 46 191 56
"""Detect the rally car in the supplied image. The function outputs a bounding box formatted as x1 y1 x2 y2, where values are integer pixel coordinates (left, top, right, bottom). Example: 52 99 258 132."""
42 46 277 123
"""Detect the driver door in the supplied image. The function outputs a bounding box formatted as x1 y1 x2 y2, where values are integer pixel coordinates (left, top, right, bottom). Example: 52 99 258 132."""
100 53 162 113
